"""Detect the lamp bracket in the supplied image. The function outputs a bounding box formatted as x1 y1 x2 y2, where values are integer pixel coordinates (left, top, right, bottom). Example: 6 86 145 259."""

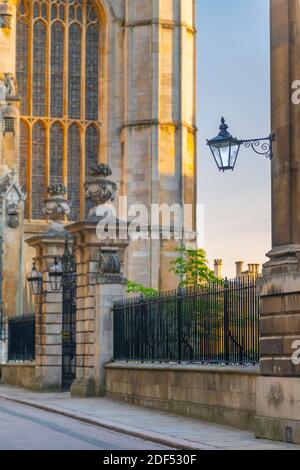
242 134 275 160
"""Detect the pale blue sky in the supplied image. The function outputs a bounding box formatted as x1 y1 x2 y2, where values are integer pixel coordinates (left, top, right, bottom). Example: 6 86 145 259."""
196 0 271 277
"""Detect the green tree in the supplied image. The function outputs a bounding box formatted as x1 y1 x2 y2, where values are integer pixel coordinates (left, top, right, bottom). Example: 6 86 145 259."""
126 280 158 296
170 246 218 287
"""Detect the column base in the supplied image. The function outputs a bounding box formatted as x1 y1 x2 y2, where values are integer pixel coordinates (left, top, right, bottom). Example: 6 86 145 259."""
70 377 95 397
263 244 300 275
256 376 300 444
30 376 61 392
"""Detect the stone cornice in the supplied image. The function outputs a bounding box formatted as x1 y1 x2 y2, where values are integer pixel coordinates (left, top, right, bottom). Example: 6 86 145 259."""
122 120 197 132
125 19 196 34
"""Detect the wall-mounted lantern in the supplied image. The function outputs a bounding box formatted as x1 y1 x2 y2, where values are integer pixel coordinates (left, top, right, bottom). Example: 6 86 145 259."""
207 117 275 172
28 259 63 296
27 263 43 296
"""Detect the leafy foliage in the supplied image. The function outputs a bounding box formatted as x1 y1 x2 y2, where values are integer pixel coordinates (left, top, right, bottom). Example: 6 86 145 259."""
170 246 219 287
126 280 158 296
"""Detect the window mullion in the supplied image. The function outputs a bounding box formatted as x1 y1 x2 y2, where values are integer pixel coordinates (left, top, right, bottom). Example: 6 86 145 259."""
28 1 33 118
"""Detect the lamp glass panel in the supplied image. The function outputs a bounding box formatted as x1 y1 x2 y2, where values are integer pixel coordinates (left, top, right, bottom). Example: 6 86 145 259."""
219 144 231 168
50 274 62 292
211 146 223 168
229 143 240 168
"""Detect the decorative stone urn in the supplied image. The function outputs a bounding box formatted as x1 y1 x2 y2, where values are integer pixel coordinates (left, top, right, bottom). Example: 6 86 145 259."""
0 1 13 30
84 164 117 220
43 183 71 232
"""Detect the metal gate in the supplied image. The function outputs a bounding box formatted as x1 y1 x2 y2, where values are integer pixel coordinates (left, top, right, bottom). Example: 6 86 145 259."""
61 237 77 391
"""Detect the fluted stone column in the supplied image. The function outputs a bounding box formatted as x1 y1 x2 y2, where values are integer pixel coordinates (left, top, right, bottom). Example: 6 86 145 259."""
256 0 300 444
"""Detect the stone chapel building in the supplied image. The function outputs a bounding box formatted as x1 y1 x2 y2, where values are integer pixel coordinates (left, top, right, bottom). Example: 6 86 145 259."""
0 0 197 322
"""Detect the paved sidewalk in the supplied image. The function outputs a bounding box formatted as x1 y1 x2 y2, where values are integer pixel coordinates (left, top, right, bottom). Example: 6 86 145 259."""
0 384 298 450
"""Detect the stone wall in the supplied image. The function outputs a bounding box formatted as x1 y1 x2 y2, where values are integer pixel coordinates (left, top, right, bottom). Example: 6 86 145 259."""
106 363 259 431
1 363 35 389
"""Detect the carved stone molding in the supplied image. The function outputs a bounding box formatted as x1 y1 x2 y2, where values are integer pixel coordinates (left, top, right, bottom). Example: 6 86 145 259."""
100 249 121 275
43 183 71 222
85 164 118 219
6 201 20 229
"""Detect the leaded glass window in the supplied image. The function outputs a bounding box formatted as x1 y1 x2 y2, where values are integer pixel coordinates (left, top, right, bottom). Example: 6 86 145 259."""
86 24 99 120
16 19 29 115
50 123 64 182
51 22 64 117
33 21 47 117
69 24 82 119
17 0 101 220
19 120 28 193
86 124 99 175
68 124 81 221
32 123 46 219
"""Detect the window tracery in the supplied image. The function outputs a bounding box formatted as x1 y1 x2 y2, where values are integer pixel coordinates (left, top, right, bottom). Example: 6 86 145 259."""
16 0 101 220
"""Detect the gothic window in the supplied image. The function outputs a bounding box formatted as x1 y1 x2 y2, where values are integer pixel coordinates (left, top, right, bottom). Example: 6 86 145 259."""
86 24 99 120
86 124 99 174
68 23 82 119
33 21 47 116
68 124 81 221
19 120 28 193
51 22 64 117
50 123 64 183
32 123 46 219
16 19 29 115
16 0 102 220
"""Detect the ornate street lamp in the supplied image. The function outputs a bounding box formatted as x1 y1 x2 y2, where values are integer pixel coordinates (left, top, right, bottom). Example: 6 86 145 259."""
27 263 43 296
207 117 275 172
28 259 63 296
49 258 63 293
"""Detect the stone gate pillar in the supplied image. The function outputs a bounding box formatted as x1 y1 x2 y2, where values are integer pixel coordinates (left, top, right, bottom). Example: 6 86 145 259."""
256 0 300 444
67 163 129 397
26 229 67 390
66 220 128 397
25 184 71 390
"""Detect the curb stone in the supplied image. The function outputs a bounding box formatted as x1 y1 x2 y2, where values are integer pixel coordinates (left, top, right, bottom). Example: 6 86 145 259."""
0 393 221 451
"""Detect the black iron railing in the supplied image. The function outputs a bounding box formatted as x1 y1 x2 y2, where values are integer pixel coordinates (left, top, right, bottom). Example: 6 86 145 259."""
113 277 259 365
8 315 35 362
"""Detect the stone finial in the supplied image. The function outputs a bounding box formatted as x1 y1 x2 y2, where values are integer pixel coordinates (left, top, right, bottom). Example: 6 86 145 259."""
84 163 117 220
43 183 71 228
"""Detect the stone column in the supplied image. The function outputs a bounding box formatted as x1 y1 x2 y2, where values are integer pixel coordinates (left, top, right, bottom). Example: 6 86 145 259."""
256 0 300 444
67 221 128 397
26 230 67 390
122 0 197 291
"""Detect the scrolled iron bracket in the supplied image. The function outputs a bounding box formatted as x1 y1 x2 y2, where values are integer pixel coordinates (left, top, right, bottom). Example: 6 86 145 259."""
242 134 275 160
